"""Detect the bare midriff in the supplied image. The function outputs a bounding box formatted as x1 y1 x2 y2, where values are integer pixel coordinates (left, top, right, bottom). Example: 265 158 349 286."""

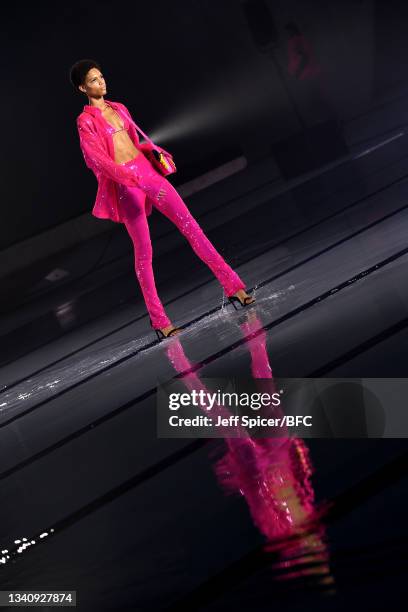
112 131 141 164
101 106 141 164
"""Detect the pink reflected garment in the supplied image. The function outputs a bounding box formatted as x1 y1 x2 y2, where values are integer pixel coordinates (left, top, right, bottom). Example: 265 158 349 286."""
76 99 246 328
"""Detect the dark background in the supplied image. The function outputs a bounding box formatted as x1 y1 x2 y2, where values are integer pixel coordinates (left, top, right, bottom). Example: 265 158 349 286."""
1 2 408 608
2 0 408 249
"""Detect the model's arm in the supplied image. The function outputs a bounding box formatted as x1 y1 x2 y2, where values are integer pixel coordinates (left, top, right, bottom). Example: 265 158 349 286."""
76 116 144 188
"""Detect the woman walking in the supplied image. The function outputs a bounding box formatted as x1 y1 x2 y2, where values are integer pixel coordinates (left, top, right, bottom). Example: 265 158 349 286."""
70 59 255 340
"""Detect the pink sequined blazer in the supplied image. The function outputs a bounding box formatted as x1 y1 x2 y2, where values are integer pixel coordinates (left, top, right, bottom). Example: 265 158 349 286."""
76 99 169 222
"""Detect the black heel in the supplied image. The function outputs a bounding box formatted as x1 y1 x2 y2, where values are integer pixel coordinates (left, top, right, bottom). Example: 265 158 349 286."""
228 292 256 310
149 316 182 341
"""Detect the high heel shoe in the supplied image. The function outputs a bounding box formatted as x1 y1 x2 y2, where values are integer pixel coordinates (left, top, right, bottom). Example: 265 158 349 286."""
149 317 182 341
228 292 256 310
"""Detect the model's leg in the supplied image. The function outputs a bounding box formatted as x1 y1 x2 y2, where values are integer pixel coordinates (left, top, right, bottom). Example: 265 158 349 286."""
152 178 246 297
120 184 173 329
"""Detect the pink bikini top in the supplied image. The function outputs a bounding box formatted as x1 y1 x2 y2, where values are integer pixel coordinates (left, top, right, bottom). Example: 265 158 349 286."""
103 105 130 135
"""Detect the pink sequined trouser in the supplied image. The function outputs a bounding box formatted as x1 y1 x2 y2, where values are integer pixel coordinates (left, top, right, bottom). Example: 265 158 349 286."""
117 153 246 329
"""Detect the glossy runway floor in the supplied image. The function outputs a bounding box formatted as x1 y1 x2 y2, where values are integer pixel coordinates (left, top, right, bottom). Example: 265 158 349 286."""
1 132 408 610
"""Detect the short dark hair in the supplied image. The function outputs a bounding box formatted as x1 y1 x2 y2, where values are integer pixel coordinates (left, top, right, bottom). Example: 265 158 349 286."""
69 59 102 93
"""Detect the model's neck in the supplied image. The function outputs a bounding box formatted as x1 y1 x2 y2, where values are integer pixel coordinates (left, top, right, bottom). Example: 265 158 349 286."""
88 97 108 110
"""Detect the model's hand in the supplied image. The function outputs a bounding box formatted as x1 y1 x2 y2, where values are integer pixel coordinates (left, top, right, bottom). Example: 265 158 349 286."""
157 187 166 202
139 142 155 153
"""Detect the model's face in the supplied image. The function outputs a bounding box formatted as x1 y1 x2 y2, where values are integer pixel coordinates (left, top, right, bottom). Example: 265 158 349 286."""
79 67 107 97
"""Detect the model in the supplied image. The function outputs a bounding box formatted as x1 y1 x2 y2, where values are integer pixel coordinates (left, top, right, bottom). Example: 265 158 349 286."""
69 59 255 340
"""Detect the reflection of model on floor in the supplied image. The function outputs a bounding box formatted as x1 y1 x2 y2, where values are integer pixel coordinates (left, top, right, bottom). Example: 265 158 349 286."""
163 311 334 590
70 59 255 340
